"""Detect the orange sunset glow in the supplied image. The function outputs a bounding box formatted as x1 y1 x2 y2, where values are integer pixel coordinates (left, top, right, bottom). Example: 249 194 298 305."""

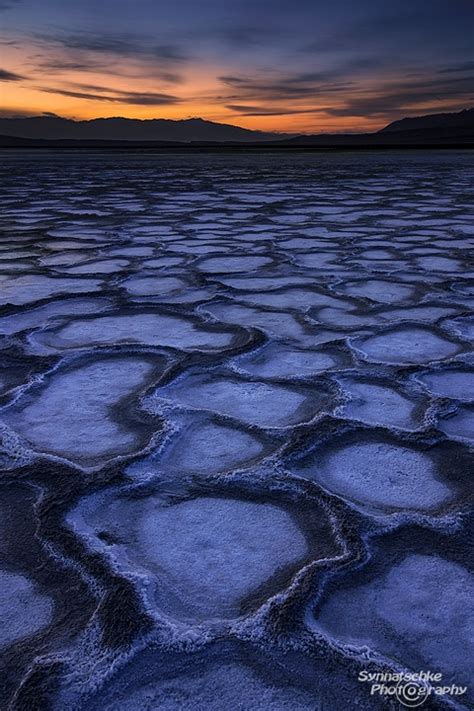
1 0 473 133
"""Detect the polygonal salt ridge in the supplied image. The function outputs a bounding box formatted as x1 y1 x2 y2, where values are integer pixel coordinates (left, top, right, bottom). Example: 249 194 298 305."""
438 405 474 445
0 352 173 469
125 410 277 482
0 273 105 307
59 258 132 275
224 287 353 313
119 274 191 297
309 525 474 692
25 307 252 356
205 275 317 292
413 365 474 403
146 366 339 430
442 314 474 343
328 278 421 305
195 255 276 274
283 420 470 516
0 296 115 337
350 324 465 366
66 480 346 626
333 375 427 431
230 341 350 381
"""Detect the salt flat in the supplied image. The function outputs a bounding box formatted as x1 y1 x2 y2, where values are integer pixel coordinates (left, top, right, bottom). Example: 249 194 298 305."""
0 150 472 710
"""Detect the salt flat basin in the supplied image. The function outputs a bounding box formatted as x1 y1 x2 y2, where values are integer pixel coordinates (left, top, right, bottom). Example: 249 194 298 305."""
293 436 453 514
126 415 266 479
336 378 421 430
353 326 461 365
0 274 102 305
28 312 239 353
155 372 324 428
69 495 310 621
1 355 163 467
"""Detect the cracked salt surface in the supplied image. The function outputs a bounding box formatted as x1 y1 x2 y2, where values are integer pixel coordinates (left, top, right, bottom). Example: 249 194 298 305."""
77 647 326 711
197 255 273 273
1 151 473 710
334 279 415 304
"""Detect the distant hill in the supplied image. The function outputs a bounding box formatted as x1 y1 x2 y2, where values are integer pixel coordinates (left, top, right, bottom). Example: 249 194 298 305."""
0 116 285 142
0 108 473 149
380 107 474 133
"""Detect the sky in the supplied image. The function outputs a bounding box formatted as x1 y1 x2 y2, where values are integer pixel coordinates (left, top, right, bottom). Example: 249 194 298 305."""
0 0 473 133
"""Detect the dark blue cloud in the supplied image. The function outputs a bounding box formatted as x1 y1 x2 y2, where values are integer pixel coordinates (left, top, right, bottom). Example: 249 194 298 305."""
2 0 473 123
